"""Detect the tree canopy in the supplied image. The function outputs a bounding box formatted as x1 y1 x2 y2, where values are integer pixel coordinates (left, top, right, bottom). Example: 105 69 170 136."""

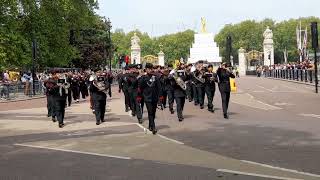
214 17 320 64
112 29 195 65
0 0 101 70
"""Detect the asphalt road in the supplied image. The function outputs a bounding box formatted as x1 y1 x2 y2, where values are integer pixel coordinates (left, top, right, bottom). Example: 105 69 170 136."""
0 76 320 180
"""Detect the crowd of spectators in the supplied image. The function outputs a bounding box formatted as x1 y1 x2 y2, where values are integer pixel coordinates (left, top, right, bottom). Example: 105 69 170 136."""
264 60 315 70
0 68 124 100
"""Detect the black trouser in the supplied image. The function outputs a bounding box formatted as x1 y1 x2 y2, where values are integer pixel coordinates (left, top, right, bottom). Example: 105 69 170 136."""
94 100 106 123
166 89 174 111
186 82 193 101
196 86 205 107
72 86 80 100
67 89 72 106
205 85 215 110
145 102 157 130
129 90 137 116
220 91 231 115
54 99 66 125
80 86 88 99
136 100 144 120
162 90 167 108
192 84 199 105
175 96 185 120
47 95 55 118
123 89 130 111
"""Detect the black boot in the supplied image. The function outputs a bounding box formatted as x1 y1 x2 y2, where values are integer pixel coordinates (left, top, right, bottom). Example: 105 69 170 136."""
224 114 229 119
152 128 158 135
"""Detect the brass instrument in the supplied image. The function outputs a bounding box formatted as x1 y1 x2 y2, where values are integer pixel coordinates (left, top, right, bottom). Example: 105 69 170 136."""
205 72 216 82
92 75 109 94
174 70 187 91
194 71 205 84
57 74 70 96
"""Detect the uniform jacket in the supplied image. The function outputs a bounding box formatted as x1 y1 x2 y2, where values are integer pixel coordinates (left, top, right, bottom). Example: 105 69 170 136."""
138 73 163 103
217 68 235 92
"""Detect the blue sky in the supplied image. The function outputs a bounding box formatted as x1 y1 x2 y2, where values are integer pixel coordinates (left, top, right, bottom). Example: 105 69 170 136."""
96 0 320 36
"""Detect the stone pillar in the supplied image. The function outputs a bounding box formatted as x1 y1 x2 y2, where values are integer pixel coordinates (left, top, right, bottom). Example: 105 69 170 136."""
158 51 165 66
238 47 246 76
131 48 141 64
131 33 141 64
263 26 274 66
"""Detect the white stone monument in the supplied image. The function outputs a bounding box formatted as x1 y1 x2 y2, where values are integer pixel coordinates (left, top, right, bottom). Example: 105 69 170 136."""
263 26 274 66
158 51 165 66
238 47 246 76
131 33 141 64
188 18 222 64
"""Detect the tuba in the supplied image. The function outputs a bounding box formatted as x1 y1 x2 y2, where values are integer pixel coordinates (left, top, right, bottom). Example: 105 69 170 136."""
174 70 187 91
93 75 109 94
194 71 206 84
57 74 70 96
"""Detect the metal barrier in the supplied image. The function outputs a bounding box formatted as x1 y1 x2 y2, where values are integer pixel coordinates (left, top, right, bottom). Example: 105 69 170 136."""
264 69 319 85
0 81 44 101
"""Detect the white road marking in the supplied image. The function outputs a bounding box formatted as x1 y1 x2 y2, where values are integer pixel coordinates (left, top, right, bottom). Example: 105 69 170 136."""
246 93 255 99
257 85 274 92
135 123 148 133
15 143 131 160
134 123 184 144
231 101 277 111
15 116 45 118
255 100 282 110
252 90 265 93
217 169 303 180
299 114 320 119
241 160 320 178
157 134 184 145
305 86 314 90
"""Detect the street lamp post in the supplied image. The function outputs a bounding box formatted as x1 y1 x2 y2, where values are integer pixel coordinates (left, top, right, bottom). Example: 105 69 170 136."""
105 18 112 72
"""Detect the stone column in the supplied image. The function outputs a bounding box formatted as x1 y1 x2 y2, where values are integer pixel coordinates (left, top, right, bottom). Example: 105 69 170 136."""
238 47 246 76
158 51 165 66
263 26 274 66
131 33 141 64
131 48 141 64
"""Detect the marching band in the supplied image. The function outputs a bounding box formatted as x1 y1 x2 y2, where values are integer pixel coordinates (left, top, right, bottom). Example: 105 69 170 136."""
43 61 235 133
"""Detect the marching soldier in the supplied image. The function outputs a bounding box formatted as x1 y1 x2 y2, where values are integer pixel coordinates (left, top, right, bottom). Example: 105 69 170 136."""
44 73 57 122
118 68 131 112
185 64 194 102
127 64 144 123
66 72 73 107
217 63 235 119
193 61 206 109
137 63 164 134
79 74 89 100
127 64 137 117
164 64 175 114
204 64 217 113
169 64 188 121
71 74 80 103
52 73 69 128
89 71 108 125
